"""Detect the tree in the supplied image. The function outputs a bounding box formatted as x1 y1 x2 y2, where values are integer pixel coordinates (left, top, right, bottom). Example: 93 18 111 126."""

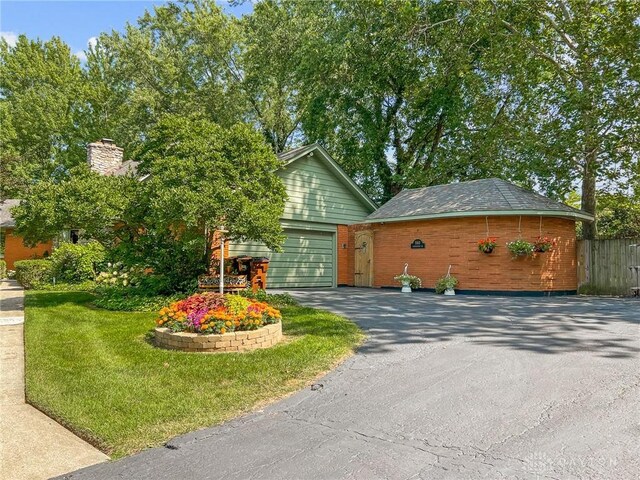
488 0 640 238
13 115 287 289
135 115 287 254
596 190 640 239
0 35 87 198
262 0 531 202
11 165 137 248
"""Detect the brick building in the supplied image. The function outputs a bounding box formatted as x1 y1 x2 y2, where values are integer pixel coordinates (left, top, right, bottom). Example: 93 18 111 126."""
347 179 593 295
0 199 53 270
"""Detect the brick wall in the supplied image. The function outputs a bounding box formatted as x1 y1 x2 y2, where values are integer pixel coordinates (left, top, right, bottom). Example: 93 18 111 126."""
3 229 53 270
348 216 578 292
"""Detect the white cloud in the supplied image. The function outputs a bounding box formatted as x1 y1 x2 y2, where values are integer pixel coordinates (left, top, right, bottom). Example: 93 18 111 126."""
74 50 88 62
74 37 98 63
1 31 18 47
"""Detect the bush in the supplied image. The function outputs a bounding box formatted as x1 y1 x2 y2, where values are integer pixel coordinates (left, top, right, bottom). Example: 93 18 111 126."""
238 289 298 307
156 292 282 334
93 285 183 312
14 260 53 289
96 262 141 287
0 259 6 279
50 241 106 283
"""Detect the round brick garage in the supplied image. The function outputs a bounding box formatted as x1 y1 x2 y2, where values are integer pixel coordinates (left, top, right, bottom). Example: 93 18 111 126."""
155 323 282 353
347 179 594 294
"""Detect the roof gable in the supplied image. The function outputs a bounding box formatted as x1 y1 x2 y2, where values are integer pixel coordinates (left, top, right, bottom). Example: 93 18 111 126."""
0 199 20 228
366 178 593 223
277 144 377 213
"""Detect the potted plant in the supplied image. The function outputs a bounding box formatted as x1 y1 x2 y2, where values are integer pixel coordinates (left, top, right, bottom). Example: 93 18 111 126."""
506 239 535 258
435 275 458 295
394 273 422 293
477 237 497 254
533 236 556 253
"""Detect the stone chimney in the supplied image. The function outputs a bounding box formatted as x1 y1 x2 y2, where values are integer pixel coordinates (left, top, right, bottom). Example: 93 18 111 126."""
87 139 124 175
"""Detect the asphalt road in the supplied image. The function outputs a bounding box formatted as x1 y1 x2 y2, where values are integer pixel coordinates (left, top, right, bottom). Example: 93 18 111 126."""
60 289 640 480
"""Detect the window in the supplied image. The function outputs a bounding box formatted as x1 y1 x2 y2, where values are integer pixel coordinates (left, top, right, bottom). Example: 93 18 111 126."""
60 229 81 244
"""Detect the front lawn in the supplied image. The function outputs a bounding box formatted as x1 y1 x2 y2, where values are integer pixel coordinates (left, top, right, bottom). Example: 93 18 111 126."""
24 291 363 458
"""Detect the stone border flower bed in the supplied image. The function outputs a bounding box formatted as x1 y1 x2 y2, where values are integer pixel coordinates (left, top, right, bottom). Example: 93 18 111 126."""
155 322 282 353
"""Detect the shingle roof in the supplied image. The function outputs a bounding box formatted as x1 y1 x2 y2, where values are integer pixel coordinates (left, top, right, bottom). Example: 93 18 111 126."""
0 199 20 228
113 160 139 177
365 178 593 222
276 144 316 164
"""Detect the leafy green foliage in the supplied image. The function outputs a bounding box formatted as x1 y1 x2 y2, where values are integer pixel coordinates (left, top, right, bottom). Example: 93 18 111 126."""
0 35 86 198
506 239 535 258
49 241 106 283
93 286 183 312
238 289 298 307
435 275 458 294
11 165 137 249
14 260 53 289
393 274 422 290
4 0 639 242
596 191 640 239
0 259 6 279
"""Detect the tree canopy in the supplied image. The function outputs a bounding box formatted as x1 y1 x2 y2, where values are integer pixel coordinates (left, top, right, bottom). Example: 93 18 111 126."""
2 0 639 239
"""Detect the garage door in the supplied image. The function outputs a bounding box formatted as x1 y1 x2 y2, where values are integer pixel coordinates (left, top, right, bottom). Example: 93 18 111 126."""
229 229 335 288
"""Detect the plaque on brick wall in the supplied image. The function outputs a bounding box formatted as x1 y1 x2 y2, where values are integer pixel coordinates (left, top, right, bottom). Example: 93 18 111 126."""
411 239 425 249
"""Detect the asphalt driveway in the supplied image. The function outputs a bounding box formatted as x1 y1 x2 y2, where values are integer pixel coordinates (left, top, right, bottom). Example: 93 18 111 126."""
62 289 639 480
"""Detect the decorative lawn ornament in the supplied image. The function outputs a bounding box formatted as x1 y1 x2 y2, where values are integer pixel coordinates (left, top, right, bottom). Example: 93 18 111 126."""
435 265 458 295
394 263 421 293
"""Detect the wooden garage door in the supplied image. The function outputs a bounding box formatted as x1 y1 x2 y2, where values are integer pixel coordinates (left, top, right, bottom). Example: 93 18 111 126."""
229 229 335 288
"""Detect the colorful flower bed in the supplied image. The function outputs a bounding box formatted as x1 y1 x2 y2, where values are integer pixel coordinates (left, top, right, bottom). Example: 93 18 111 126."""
156 292 281 335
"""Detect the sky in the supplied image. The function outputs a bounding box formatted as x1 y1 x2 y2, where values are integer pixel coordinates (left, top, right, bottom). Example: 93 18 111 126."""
0 0 254 61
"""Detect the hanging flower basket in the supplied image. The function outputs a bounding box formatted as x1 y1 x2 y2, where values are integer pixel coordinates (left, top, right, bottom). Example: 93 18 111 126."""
533 236 556 253
506 239 535 258
477 237 497 254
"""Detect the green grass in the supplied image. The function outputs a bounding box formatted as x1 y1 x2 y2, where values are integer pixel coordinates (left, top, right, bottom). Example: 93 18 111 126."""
24 291 363 458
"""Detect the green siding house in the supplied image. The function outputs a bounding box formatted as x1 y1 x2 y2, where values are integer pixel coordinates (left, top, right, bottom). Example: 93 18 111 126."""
229 144 376 288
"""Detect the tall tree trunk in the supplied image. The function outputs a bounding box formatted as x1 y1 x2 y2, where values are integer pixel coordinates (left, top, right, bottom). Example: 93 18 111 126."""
581 153 597 239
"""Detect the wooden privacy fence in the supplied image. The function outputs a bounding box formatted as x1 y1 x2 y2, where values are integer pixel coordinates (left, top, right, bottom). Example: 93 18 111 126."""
577 238 640 296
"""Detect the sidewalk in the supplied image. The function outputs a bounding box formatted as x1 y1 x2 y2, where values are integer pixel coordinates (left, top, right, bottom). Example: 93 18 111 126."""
0 280 108 480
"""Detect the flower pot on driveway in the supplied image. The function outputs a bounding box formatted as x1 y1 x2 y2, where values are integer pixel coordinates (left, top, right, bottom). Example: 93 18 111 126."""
401 280 412 293
444 288 455 296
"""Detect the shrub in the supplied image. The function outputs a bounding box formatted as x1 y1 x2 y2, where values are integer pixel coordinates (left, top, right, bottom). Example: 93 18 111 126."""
93 285 182 312
14 260 53 289
435 275 458 294
96 262 142 287
238 289 298 307
156 292 282 334
506 239 535 258
0 259 6 279
50 241 106 283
